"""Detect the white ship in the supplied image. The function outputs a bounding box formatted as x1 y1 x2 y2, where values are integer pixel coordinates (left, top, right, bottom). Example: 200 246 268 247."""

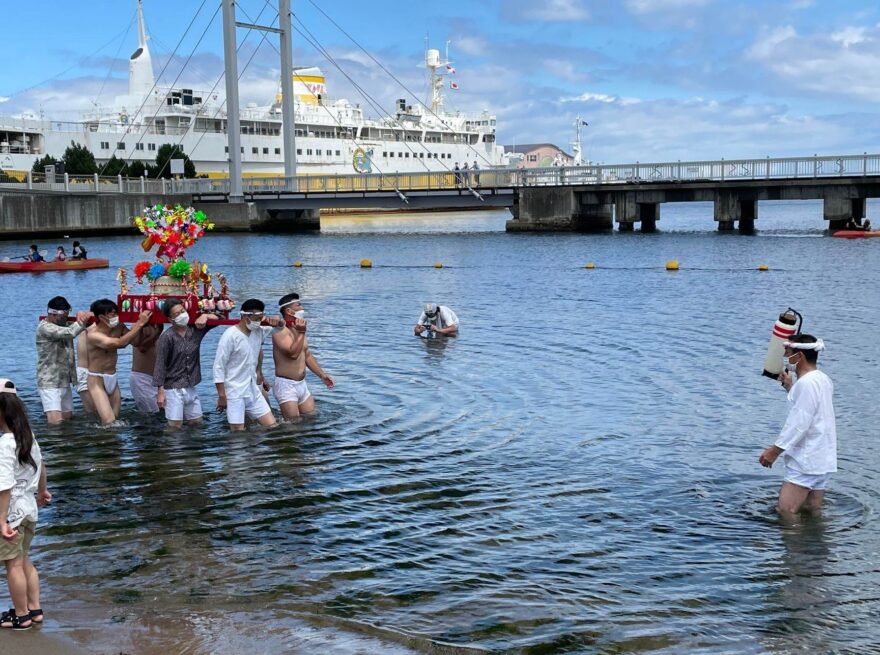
0 1 502 177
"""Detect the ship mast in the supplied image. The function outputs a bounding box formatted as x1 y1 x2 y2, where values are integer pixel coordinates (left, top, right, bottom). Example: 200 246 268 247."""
425 43 451 114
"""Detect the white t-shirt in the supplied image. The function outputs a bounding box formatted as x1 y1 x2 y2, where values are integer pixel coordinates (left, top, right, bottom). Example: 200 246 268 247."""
213 325 278 399
775 369 837 474
0 433 42 528
417 306 459 329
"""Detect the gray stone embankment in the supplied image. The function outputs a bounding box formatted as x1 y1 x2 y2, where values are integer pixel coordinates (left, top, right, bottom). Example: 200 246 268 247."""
0 189 274 238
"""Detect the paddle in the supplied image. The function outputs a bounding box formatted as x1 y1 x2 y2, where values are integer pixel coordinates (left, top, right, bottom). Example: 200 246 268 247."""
2 250 48 263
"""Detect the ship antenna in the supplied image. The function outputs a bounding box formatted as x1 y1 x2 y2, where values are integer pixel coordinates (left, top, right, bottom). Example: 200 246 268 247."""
137 0 149 48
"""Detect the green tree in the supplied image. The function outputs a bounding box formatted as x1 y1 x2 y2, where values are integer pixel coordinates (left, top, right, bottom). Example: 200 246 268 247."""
127 160 147 178
32 154 59 173
62 142 98 175
102 155 128 176
153 143 197 178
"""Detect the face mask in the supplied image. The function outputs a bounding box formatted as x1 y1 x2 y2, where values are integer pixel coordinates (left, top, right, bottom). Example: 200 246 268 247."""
172 313 189 327
247 320 262 332
785 354 799 373
293 310 305 320
106 317 119 328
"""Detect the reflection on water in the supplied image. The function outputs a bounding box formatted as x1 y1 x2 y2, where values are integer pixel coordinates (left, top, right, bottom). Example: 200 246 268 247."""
0 202 879 654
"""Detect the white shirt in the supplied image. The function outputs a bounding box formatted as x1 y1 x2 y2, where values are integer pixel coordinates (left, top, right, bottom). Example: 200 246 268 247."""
417 306 459 329
775 369 837 474
212 325 278 399
0 433 42 528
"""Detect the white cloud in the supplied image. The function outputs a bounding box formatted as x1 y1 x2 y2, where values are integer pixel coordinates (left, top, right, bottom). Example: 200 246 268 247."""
454 36 488 58
504 0 590 22
560 92 641 106
746 24 880 102
625 0 710 14
0 96 9 103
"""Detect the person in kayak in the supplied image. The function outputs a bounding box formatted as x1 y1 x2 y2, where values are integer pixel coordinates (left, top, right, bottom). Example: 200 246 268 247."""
70 242 87 260
53 247 66 262
27 246 43 263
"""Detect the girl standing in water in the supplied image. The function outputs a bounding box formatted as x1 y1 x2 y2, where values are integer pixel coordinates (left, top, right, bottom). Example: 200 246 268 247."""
0 379 50 631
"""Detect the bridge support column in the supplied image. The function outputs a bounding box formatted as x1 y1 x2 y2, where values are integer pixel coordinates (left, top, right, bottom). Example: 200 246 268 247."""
823 189 864 230
618 222 635 232
260 209 321 232
639 203 659 233
715 191 755 233
506 188 612 232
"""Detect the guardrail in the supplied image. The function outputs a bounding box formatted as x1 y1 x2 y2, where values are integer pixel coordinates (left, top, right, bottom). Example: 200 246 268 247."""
2 153 879 197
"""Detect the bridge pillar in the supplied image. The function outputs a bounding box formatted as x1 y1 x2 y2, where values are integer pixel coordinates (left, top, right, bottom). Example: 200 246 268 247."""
715 190 756 233
507 188 612 232
640 203 659 233
618 222 635 232
261 209 321 231
823 189 864 230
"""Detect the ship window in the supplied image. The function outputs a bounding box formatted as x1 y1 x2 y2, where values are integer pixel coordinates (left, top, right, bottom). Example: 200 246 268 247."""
390 152 394 158
252 147 258 154
275 148 281 155
148 143 156 151
335 150 340 156
225 147 229 153
297 149 302 155
316 149 322 156
136 143 144 151
405 153 409 158
382 151 387 157
307 149 313 155
263 147 269 154
100 142 109 150
116 142 125 150
241 147 244 153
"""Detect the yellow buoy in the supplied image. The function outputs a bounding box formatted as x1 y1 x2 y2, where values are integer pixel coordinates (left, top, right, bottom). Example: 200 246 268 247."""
360 258 373 268
293 261 303 268
665 259 680 271
758 264 769 271
434 262 443 269
584 262 595 269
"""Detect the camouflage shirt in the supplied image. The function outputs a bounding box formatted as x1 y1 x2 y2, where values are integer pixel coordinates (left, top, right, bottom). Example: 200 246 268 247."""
36 320 86 389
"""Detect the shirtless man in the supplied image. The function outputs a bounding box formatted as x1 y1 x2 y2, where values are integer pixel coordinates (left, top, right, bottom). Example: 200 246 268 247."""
271 293 334 419
130 324 162 413
75 332 96 414
85 298 152 425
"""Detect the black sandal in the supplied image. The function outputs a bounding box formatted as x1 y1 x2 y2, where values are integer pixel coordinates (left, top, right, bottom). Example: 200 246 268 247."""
29 608 44 623
0 612 32 630
0 608 13 623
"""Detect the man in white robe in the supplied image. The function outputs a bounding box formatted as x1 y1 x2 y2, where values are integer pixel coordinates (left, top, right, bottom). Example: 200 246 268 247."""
759 334 837 521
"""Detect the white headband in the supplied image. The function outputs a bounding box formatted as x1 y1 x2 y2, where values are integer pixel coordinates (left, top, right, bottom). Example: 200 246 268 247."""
279 298 302 309
47 308 69 315
784 339 825 352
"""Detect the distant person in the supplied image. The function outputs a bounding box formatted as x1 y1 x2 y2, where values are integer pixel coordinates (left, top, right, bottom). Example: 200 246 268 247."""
53 247 66 262
36 296 91 425
0 378 51 631
863 219 872 231
462 161 470 186
271 293 335 420
759 334 837 523
414 303 459 337
27 246 43 263
153 299 219 429
70 241 87 260
472 160 480 186
453 162 461 187
85 299 152 426
130 324 163 414
213 299 283 431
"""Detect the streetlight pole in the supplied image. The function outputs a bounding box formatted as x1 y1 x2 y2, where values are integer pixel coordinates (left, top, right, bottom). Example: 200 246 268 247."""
221 0 243 201
279 0 297 181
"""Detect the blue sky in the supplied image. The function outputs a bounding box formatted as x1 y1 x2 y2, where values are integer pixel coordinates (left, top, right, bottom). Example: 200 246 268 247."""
2 0 879 162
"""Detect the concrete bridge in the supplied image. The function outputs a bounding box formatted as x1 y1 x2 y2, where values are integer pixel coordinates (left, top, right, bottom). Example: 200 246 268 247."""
1 153 878 235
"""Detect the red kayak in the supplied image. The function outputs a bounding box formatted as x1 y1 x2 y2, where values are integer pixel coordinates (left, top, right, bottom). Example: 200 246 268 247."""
0 258 109 274
832 230 880 239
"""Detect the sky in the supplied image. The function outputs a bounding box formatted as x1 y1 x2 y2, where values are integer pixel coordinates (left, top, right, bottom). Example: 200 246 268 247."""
1 0 879 163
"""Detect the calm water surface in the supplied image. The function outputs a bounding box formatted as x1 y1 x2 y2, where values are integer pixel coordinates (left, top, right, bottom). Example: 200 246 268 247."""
0 201 879 654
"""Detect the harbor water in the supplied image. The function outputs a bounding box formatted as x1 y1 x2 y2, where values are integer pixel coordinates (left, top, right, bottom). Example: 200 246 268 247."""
1 201 879 654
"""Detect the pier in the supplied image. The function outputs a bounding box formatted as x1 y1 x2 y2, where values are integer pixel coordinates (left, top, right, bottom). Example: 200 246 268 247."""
1 153 879 235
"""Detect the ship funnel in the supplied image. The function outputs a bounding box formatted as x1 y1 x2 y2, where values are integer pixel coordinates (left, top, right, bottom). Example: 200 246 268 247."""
129 0 156 100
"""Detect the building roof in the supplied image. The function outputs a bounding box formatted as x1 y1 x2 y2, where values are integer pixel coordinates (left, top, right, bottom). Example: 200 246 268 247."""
503 143 574 158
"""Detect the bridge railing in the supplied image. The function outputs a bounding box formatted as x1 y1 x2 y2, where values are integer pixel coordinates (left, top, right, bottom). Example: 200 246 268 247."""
2 153 880 196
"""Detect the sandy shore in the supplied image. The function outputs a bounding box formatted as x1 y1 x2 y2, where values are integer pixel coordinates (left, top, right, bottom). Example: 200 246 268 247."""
0 628 90 654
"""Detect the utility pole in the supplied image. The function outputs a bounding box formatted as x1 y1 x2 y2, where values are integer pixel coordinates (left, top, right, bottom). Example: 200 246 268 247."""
221 0 296 199
221 0 243 201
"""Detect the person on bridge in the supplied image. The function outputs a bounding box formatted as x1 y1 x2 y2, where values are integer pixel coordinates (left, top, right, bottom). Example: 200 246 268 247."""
453 162 461 188
271 293 335 420
472 160 480 186
35 297 92 425
213 299 283 431
462 162 470 187
758 334 837 523
414 303 459 337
